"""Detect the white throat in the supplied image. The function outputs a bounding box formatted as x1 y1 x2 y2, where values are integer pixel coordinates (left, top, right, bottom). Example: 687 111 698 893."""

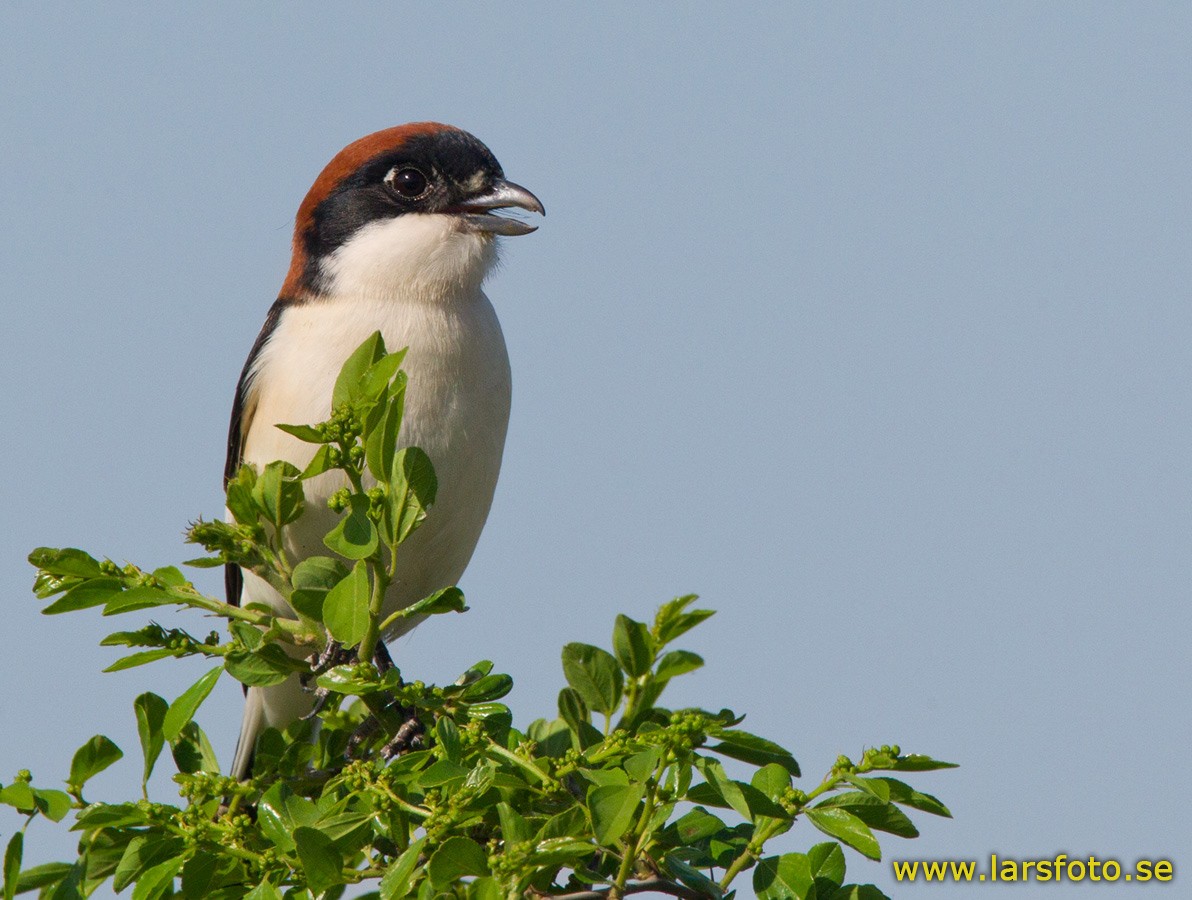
320 213 498 301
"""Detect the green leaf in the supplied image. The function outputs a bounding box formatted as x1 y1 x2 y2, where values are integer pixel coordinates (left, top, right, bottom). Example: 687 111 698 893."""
223 645 295 687
112 837 184 893
131 855 183 900
103 648 178 672
102 585 180 616
665 856 724 898
300 444 336 479
436 718 462 764
32 570 79 600
752 763 793 802
253 461 304 527
255 786 300 852
162 667 222 741
0 783 35 811
460 673 512 702
417 760 470 788
557 687 589 734
808 842 846 888
400 584 464 619
577 767 629 788
454 659 493 684
825 886 891 900
229 620 263 649
867 777 951 817
467 702 513 737
536 806 589 842
359 348 408 402
324 494 378 560
612 614 654 678
12 862 72 894
654 593 698 625
740 783 789 821
696 758 752 821
274 423 324 443
365 388 405 483
289 589 326 623
41 578 123 615
68 735 122 788
844 776 889 803
587 783 645 845
379 837 425 900
31 789 72 822
527 838 595 868
71 802 151 830
685 775 786 823
28 547 103 578
292 556 349 591
427 836 489 887
667 807 726 844
624 747 662 783
182 556 222 568
814 793 918 838
654 595 714 645
323 561 371 648
134 693 168 789
293 827 344 896
242 881 283 900
753 853 814 900
4 831 22 900
386 588 469 629
179 852 219 900
100 625 172 649
561 643 623 716
152 566 186 586
171 721 220 775
496 802 528 844
332 331 386 407
315 665 383 696
887 754 958 772
709 729 800 776
663 608 716 642
42 862 83 900
655 649 704 681
805 808 881 860
225 465 258 523
385 447 438 548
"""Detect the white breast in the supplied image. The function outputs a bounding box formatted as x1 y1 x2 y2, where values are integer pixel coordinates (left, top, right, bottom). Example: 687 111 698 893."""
238 271 511 635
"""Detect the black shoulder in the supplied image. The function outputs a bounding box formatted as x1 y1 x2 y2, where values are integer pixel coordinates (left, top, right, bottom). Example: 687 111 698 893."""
224 300 288 607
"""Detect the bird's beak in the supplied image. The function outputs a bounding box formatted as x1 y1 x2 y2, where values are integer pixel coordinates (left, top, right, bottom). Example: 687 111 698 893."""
454 180 545 236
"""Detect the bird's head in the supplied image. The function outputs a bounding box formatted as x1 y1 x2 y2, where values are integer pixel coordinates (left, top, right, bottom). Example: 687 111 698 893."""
281 123 544 301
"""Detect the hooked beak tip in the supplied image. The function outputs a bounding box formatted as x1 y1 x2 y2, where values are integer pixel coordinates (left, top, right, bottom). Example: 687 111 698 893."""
454 179 544 236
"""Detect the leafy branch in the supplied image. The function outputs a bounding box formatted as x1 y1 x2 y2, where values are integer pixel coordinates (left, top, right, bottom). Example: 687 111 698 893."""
3 333 955 900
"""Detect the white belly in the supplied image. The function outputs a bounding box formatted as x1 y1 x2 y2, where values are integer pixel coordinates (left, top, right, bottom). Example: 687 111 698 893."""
237 290 511 636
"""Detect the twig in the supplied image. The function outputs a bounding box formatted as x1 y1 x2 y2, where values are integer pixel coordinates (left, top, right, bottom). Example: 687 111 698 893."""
545 877 707 900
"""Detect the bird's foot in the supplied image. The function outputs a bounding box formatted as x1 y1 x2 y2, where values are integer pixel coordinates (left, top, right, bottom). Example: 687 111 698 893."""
301 640 355 720
304 640 403 727
346 715 381 758
345 708 422 761
381 711 425 759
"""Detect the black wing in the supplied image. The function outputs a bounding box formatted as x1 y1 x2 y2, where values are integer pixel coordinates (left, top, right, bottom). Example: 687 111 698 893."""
224 300 287 608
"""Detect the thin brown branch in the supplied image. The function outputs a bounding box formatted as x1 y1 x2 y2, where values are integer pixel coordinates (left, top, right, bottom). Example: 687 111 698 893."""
545 876 709 900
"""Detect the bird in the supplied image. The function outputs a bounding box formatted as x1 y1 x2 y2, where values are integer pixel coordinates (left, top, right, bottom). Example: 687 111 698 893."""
223 122 543 778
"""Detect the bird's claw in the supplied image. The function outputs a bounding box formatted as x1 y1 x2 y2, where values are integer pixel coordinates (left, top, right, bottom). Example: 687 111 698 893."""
301 640 397 720
301 640 354 720
381 712 425 759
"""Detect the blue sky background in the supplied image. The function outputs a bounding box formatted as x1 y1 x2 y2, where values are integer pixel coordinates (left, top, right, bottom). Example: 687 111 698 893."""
2 4 1189 897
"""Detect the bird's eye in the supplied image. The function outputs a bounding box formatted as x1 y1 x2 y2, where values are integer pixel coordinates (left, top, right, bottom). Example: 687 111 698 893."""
385 167 429 199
